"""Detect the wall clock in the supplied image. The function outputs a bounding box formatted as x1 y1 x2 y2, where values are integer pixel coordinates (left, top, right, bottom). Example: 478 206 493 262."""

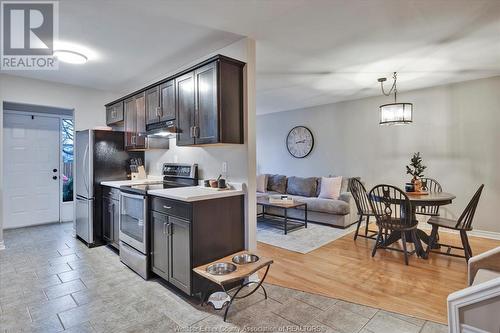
286 126 314 158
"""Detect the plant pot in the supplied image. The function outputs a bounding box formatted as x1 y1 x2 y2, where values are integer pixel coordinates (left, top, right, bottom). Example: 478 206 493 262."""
412 177 422 192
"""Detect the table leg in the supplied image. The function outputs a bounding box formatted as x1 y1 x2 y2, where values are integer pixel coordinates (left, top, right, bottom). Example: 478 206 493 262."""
304 204 308 228
284 208 288 235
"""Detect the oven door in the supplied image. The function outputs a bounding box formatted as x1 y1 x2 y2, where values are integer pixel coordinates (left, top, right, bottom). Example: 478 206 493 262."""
119 191 147 254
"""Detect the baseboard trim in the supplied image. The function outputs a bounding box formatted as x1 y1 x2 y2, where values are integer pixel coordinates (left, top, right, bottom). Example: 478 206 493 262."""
418 221 500 240
0 240 5 250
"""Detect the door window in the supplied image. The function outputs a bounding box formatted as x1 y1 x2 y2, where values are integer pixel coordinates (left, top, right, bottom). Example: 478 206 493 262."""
61 119 74 202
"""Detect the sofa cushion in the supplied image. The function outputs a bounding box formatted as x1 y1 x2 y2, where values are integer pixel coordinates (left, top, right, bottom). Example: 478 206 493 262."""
472 269 500 285
288 195 350 215
330 175 361 193
256 174 268 193
287 176 318 197
318 176 342 200
267 174 287 193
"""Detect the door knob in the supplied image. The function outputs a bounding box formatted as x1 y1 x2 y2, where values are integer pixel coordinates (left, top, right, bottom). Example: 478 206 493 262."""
52 176 58 180
53 168 58 172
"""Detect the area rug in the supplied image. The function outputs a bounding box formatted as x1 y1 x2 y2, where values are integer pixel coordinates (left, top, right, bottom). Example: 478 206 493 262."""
257 220 355 254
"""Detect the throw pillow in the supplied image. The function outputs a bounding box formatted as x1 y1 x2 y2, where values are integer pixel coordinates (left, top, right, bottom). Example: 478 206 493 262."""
287 177 318 197
267 174 287 194
256 174 267 193
318 176 343 200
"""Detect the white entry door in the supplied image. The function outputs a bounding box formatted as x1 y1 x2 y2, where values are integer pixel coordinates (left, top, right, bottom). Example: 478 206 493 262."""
3 113 61 228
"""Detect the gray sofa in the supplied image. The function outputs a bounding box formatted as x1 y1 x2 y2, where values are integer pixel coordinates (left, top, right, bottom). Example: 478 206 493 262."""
256 174 358 228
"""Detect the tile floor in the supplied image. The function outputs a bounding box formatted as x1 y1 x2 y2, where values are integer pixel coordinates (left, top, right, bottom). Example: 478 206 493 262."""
0 222 448 333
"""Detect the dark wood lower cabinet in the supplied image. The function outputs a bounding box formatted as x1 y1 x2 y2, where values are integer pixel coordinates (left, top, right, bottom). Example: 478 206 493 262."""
151 211 169 277
102 189 120 249
149 195 244 295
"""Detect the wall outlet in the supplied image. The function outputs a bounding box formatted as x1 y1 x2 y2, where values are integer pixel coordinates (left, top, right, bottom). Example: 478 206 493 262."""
222 161 228 176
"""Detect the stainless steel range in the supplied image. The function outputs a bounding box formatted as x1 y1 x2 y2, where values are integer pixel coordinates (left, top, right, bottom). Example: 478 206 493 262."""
118 163 198 279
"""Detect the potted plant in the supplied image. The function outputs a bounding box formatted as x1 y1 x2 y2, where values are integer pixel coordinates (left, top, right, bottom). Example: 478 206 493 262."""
406 152 426 192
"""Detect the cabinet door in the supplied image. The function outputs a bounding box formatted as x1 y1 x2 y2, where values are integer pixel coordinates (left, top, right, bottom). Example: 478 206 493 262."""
175 72 195 146
102 196 112 242
194 62 218 144
106 102 124 125
151 211 169 279
112 199 119 245
169 216 191 294
160 80 176 122
124 97 136 149
145 86 160 125
134 93 147 149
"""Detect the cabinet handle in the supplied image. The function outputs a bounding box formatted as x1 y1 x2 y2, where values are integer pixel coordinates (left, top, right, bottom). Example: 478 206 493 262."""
156 106 162 117
163 205 172 210
163 222 167 235
189 126 194 138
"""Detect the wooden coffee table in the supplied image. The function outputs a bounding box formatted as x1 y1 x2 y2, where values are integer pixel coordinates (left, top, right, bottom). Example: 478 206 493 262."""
257 197 307 234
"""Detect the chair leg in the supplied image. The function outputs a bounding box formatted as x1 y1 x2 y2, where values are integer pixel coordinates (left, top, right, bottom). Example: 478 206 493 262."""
401 232 409 265
372 228 382 257
426 225 439 257
364 216 370 237
463 231 473 258
354 215 363 240
460 230 471 262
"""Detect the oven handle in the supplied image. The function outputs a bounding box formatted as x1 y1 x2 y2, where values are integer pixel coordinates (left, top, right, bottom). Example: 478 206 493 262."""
119 191 146 200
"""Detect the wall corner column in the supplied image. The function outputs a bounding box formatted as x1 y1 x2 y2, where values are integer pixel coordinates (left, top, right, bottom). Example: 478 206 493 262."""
244 38 257 251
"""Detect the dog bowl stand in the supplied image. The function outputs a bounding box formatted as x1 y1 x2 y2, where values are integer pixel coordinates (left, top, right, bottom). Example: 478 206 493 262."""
193 251 273 321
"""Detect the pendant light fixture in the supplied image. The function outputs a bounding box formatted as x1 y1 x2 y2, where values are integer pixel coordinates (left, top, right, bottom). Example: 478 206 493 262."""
377 72 413 125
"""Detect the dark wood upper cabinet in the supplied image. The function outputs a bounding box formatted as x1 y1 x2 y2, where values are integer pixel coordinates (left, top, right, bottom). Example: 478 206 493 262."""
124 97 135 150
135 92 147 149
106 55 244 148
124 92 147 150
160 80 176 122
176 57 244 146
145 86 160 125
176 72 196 146
106 101 124 125
194 62 218 144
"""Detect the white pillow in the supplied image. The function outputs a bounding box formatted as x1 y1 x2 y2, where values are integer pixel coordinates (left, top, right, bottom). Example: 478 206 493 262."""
256 174 267 193
318 176 342 200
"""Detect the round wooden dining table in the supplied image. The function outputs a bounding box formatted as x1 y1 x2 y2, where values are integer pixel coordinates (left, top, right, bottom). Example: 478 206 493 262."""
379 191 456 259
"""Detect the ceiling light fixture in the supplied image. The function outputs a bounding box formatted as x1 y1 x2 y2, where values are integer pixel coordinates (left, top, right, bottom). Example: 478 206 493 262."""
53 50 88 64
377 72 413 125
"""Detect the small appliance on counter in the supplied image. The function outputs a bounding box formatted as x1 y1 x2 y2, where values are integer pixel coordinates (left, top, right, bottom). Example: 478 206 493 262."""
75 129 144 247
118 163 198 279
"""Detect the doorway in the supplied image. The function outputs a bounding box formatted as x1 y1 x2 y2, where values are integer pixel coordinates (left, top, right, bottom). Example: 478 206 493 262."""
2 103 74 229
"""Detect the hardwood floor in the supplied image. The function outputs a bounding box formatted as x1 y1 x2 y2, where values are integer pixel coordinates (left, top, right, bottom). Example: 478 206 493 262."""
256 227 500 324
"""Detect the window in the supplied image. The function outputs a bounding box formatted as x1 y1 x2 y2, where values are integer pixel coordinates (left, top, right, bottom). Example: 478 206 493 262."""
61 119 74 202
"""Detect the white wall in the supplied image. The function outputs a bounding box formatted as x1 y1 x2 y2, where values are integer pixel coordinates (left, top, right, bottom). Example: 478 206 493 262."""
257 76 500 234
144 38 257 250
0 74 118 248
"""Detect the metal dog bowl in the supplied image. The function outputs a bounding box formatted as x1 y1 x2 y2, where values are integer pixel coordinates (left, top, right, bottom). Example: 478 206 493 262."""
206 262 237 275
232 253 260 265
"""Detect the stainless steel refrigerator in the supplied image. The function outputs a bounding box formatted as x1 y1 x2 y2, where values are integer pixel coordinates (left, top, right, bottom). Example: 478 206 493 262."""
75 130 143 247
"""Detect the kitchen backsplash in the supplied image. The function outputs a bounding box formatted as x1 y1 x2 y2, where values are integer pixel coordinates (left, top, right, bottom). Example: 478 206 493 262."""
145 137 248 182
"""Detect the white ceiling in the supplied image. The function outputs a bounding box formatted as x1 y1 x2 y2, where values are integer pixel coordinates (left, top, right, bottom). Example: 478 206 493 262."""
3 0 500 114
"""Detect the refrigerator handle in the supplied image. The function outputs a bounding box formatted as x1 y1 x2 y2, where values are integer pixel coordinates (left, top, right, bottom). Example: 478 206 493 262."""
83 144 89 194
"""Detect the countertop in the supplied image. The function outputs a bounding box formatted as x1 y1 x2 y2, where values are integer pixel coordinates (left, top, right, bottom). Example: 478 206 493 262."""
100 178 161 188
148 186 244 202
100 179 244 202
